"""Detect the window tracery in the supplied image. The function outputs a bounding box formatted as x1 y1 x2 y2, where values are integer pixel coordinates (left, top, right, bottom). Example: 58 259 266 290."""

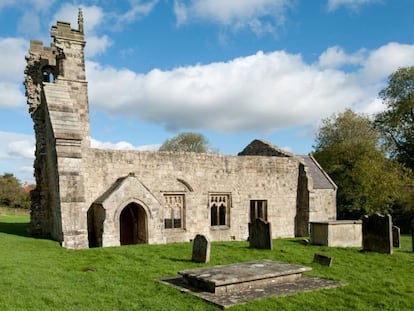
164 194 185 229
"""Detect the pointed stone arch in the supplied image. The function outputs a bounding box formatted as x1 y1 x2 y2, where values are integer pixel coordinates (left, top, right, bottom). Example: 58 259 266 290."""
115 199 152 245
119 202 147 245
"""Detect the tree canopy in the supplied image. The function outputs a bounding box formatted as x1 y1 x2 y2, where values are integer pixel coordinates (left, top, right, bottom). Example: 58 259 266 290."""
313 109 409 218
375 66 414 169
159 132 212 153
0 173 31 209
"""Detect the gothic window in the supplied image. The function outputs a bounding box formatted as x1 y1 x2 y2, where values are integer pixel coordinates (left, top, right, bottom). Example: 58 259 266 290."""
164 194 185 229
250 200 268 222
210 194 230 227
42 66 55 83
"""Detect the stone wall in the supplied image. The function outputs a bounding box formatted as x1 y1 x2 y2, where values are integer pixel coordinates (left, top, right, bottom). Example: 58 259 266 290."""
81 149 303 247
309 189 337 222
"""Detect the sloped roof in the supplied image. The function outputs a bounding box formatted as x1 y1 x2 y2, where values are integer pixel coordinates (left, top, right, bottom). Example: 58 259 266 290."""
302 155 337 190
94 173 193 205
94 175 129 204
238 139 293 157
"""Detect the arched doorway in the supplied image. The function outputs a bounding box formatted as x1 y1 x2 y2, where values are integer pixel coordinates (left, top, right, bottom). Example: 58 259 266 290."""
119 203 147 245
87 204 105 248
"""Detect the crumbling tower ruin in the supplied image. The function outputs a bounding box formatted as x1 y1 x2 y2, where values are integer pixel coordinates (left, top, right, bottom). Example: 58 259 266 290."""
24 9 90 248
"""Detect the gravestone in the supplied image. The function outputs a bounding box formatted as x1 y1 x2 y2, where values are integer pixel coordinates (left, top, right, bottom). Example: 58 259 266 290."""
248 218 272 249
313 253 333 267
192 234 210 263
362 213 393 254
392 225 400 248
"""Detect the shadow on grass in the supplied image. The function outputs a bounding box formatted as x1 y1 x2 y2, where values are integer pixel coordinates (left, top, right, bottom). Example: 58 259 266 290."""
0 222 30 237
287 239 310 245
161 256 193 263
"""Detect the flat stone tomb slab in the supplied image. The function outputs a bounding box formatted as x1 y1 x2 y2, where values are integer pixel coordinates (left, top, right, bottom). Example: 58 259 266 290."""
160 260 344 309
179 259 311 294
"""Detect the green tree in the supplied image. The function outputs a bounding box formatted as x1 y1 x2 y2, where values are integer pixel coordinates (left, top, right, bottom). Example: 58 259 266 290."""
0 173 31 209
313 109 409 218
375 66 414 169
159 132 213 153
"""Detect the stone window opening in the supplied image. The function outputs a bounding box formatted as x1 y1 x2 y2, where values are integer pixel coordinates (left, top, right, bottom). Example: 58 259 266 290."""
210 194 230 227
250 200 268 222
164 194 185 229
42 66 55 83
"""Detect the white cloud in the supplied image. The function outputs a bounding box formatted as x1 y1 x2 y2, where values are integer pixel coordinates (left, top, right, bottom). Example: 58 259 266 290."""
85 35 112 57
174 0 292 34
173 0 188 25
327 0 380 11
318 46 365 69
0 132 35 160
18 11 41 35
86 42 414 133
90 138 160 151
360 42 414 82
0 83 26 108
8 140 35 159
0 0 54 12
0 38 27 108
116 0 159 24
0 38 27 81
0 0 16 11
0 131 35 183
28 0 55 11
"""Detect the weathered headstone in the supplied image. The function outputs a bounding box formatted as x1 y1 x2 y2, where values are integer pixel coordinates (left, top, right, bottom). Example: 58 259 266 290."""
313 253 333 267
392 225 400 248
362 213 393 254
411 219 414 252
248 218 272 249
192 234 210 263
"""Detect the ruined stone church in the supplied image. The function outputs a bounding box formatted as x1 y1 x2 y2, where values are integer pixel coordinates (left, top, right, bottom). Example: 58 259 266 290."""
24 10 337 249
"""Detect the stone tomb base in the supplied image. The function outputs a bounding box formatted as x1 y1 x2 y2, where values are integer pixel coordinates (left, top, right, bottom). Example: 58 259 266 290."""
160 260 344 308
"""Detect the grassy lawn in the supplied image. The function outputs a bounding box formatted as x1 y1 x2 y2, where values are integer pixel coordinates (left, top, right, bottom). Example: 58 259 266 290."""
0 215 413 311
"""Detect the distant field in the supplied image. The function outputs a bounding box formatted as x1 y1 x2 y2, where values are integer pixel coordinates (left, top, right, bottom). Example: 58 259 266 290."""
0 206 30 217
0 214 413 311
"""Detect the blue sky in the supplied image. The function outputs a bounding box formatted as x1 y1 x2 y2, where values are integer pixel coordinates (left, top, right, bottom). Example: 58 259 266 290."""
1 0 414 184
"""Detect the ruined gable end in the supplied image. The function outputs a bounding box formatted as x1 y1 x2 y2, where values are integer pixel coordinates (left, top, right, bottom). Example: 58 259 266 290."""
238 139 293 157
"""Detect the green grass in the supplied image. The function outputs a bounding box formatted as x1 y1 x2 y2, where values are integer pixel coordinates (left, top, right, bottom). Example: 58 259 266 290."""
0 215 413 311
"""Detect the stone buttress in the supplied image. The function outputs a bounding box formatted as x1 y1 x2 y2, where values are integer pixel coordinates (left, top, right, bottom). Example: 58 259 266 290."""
24 9 90 248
